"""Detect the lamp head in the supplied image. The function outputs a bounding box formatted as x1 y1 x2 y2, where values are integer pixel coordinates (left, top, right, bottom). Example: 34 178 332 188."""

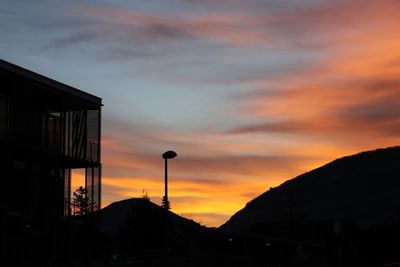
162 150 177 159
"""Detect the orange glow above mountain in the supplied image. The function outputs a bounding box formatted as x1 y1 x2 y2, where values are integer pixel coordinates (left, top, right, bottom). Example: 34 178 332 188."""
1 0 399 226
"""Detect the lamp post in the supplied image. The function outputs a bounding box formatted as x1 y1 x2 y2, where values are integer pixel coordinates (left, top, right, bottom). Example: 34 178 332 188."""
162 150 177 253
162 150 177 210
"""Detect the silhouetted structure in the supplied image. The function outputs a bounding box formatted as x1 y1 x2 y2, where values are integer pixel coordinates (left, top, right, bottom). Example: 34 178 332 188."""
0 59 102 264
161 150 177 210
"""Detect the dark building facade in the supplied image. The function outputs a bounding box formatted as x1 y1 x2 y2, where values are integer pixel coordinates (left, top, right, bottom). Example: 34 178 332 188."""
0 59 102 264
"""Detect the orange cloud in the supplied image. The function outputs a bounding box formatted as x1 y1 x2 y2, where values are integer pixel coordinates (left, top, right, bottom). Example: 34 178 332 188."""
80 0 400 227
100 126 345 226
232 0 400 141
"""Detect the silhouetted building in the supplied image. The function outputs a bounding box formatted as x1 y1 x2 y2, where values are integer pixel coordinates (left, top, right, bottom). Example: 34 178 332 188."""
0 59 102 264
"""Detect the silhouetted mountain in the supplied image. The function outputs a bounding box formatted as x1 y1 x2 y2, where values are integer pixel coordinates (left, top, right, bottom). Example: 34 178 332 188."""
220 146 400 234
96 198 207 250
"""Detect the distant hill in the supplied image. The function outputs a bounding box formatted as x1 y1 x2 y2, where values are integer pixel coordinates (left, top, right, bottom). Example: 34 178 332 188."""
96 198 207 249
220 146 400 234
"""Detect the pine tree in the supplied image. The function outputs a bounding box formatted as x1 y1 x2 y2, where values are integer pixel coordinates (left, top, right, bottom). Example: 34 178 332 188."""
161 196 170 210
141 189 150 201
71 186 96 215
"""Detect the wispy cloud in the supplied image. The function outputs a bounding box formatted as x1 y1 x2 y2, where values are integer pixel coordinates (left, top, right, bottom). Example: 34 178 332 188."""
227 0 400 142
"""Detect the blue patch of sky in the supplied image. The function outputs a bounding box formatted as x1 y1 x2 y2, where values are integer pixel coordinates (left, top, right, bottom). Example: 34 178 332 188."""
0 0 321 136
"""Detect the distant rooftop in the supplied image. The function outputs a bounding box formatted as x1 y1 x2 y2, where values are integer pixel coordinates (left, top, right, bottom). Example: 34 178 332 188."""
0 59 102 106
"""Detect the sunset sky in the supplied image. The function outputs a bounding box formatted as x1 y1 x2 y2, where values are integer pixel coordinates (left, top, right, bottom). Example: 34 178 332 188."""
1 0 400 227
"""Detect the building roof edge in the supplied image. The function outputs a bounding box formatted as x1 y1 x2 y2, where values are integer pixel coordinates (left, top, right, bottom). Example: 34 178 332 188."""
0 59 102 106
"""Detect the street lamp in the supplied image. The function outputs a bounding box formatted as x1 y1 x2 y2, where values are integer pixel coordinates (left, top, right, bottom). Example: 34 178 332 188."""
162 150 177 210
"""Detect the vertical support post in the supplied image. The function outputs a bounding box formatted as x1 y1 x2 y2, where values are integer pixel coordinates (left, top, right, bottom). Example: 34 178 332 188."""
98 107 102 210
164 158 168 208
164 158 169 254
161 150 176 253
92 167 94 212
64 168 71 216
85 168 88 215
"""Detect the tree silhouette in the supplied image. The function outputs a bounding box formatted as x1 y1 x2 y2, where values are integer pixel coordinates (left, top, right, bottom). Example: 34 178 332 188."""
141 189 150 201
71 186 96 215
161 196 170 210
